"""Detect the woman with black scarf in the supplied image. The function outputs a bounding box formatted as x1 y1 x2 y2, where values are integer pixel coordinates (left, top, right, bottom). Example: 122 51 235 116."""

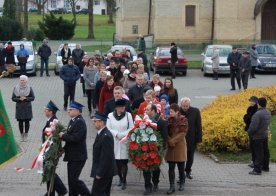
12 75 35 142
106 99 134 190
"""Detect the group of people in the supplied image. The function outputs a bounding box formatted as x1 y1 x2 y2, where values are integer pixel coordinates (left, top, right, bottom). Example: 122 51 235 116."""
244 96 271 175
211 44 259 90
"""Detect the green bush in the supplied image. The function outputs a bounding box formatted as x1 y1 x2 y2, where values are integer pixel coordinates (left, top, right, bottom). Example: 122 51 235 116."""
38 12 76 40
0 17 23 40
27 28 45 41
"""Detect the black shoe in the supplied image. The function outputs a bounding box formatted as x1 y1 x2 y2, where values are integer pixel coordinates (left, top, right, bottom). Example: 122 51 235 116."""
262 168 269 172
249 170 261 175
143 187 152 195
248 163 254 168
153 184 158 192
117 180 122 187
166 184 175 195
46 74 50 77
230 88 235 91
186 172 193 179
179 182 185 191
121 182 127 190
252 76 256 79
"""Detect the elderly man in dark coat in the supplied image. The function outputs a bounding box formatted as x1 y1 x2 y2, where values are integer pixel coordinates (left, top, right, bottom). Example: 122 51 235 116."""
91 112 117 196
179 97 202 179
59 101 90 196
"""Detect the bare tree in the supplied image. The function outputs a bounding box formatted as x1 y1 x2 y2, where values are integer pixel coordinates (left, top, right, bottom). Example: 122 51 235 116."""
87 0 94 39
68 0 80 25
15 0 22 23
23 0 28 36
28 0 48 15
106 0 115 24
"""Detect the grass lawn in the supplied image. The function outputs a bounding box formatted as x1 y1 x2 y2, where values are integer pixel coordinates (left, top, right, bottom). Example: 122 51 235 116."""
81 45 112 53
188 61 202 69
213 115 276 162
28 13 115 40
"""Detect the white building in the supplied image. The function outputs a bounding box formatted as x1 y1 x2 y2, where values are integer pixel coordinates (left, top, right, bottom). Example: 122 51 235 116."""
0 0 107 15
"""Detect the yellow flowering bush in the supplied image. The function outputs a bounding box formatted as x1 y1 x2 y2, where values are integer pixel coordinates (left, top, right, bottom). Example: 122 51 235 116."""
198 86 276 153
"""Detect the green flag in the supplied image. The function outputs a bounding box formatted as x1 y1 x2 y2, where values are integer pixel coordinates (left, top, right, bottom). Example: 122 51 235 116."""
0 90 17 166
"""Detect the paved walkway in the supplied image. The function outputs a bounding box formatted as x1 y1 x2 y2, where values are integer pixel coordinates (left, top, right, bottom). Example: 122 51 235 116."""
0 70 276 195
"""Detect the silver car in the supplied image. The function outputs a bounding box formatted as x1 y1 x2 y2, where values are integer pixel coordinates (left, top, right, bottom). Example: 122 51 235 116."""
5 41 37 76
201 45 232 76
54 43 77 75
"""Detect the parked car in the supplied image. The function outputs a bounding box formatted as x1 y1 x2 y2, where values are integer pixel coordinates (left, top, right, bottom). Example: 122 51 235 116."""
254 44 276 72
4 41 37 76
201 45 232 76
149 47 188 76
77 8 89 14
110 45 137 61
28 8 38 13
54 43 79 75
51 8 67 14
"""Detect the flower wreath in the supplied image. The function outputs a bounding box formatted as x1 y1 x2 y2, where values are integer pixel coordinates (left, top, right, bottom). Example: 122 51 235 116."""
127 115 164 171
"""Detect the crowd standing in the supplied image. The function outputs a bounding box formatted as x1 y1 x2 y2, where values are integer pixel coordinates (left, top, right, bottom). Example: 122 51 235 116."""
4 39 272 195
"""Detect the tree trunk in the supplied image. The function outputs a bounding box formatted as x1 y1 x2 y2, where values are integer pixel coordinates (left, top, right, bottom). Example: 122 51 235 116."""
23 0 28 36
108 13 113 24
15 0 22 23
87 0 95 39
107 0 114 24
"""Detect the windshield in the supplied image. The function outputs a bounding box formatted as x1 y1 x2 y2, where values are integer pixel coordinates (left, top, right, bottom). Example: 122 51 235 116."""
206 47 232 57
256 45 276 55
158 49 183 56
14 45 34 55
111 46 137 56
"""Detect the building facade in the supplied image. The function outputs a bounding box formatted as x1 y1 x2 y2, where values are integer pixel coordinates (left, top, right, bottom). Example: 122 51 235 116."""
115 0 276 43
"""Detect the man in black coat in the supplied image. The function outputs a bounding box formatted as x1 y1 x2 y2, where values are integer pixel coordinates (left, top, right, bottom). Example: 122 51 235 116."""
143 103 168 194
180 97 202 179
104 86 131 115
227 47 242 90
38 39 52 77
170 42 178 79
243 96 258 168
43 100 67 196
0 42 5 75
90 112 117 196
128 74 149 104
59 101 90 196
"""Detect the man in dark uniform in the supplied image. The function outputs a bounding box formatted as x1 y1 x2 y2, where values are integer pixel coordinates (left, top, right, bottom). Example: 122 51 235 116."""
43 100 67 196
91 111 116 196
170 42 178 79
179 97 202 180
59 101 90 196
143 103 168 195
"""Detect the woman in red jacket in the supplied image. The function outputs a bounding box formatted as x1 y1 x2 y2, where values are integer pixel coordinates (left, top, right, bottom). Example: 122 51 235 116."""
98 75 116 112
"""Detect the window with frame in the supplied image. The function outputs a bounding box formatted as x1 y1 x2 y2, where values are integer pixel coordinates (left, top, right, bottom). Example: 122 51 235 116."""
132 25 138 34
185 5 196 27
95 0 101 5
64 0 70 8
51 0 57 8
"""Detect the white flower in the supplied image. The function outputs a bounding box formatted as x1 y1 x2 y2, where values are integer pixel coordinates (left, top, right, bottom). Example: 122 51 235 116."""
142 135 149 142
134 128 138 133
146 127 153 134
140 129 146 135
150 134 157 142
130 133 136 141
139 122 146 129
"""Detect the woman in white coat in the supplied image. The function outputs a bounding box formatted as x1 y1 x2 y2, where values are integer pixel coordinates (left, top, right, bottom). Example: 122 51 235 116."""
106 99 134 190
211 47 220 80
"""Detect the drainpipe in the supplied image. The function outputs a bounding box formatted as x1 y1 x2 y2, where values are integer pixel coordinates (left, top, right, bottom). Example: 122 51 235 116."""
148 0 152 35
211 0 215 43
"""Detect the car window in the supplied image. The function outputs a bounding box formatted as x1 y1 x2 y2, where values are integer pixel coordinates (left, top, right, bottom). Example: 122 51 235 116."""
256 45 276 55
158 49 183 56
14 45 34 55
206 47 231 57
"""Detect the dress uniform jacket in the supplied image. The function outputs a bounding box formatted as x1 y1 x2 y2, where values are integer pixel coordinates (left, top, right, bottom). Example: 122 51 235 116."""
91 127 117 178
62 115 88 162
